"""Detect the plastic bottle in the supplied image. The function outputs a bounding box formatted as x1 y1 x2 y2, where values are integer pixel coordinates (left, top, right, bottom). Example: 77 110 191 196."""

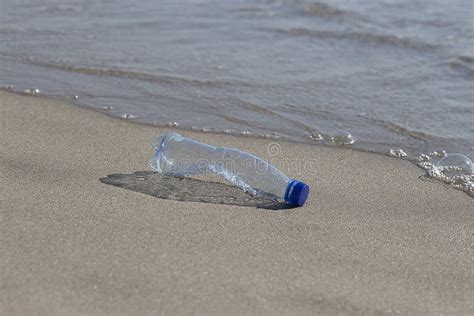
149 132 310 206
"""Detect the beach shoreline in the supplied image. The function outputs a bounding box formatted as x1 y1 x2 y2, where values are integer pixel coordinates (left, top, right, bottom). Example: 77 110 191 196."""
1 90 472 315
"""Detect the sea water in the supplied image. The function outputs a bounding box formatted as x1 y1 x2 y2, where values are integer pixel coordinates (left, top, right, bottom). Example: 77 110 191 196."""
1 0 473 194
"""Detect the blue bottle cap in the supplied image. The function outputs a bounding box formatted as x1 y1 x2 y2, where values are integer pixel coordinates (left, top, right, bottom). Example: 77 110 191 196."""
284 180 310 206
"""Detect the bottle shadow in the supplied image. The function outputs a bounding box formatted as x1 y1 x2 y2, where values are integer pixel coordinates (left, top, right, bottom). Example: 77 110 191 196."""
99 171 295 210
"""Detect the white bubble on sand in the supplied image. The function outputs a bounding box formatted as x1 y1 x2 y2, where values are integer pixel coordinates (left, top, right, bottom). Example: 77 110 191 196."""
262 133 282 139
418 153 474 197
429 150 447 159
415 153 431 162
388 148 407 158
329 131 355 145
308 131 324 141
436 154 473 176
24 88 41 95
120 113 136 119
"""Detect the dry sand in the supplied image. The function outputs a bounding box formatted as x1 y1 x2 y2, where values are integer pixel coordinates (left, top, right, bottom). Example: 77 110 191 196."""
1 90 472 315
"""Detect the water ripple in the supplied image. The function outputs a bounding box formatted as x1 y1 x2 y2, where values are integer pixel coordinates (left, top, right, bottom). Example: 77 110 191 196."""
267 27 437 50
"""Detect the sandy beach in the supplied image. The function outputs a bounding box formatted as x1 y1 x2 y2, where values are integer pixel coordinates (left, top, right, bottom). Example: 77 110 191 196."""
1 90 472 315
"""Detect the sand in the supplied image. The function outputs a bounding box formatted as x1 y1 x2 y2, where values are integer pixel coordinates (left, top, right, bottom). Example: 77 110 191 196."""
1 90 472 315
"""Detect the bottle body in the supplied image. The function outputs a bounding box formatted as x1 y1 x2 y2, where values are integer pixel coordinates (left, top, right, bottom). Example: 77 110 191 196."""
149 132 309 206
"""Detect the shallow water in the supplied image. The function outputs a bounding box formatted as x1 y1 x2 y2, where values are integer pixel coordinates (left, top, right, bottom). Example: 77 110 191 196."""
1 0 473 160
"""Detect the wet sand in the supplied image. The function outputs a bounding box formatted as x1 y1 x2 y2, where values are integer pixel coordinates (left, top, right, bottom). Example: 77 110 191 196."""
1 91 472 315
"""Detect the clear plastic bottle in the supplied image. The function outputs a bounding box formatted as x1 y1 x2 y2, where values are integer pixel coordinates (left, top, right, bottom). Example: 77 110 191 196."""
149 132 309 206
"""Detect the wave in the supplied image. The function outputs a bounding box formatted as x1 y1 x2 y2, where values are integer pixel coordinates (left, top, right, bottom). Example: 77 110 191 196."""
270 27 436 50
303 2 353 18
383 122 433 141
301 2 382 27
449 56 474 75
0 54 245 88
